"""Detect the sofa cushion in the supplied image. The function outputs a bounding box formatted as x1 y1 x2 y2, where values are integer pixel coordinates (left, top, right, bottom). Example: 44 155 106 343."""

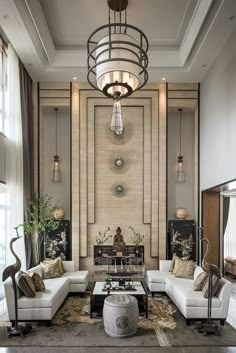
166 276 221 309
202 275 221 298
193 271 208 291
146 270 173 284
18 276 69 309
29 272 45 292
63 271 88 284
169 255 190 272
28 264 43 277
225 256 236 264
17 271 36 298
41 258 63 279
173 258 195 279
194 266 204 280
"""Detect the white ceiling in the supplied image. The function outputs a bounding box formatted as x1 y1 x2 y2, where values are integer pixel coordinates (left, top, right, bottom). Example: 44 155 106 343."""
0 0 236 83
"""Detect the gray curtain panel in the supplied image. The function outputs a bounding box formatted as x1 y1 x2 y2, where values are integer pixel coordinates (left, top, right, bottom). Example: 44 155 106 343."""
223 197 230 237
19 62 34 269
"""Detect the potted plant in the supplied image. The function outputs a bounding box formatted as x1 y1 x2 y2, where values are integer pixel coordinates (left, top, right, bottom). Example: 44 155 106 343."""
19 193 59 265
95 227 112 255
128 226 144 255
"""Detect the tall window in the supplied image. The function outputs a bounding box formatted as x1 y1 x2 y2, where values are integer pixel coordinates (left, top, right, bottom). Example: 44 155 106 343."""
0 37 8 135
0 184 7 301
0 38 8 304
224 197 236 258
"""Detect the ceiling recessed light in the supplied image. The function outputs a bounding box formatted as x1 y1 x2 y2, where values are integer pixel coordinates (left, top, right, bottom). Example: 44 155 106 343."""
73 77 77 80
201 64 207 68
162 77 166 81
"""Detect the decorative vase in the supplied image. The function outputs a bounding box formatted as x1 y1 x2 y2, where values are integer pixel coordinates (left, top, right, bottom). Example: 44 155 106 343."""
51 207 65 220
175 207 188 220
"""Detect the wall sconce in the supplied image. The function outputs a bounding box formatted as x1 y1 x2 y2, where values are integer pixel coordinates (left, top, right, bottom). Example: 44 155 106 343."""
52 107 61 183
176 108 185 183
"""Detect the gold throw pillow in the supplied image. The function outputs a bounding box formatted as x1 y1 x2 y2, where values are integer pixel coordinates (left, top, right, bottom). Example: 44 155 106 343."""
169 255 190 272
193 271 208 291
173 258 195 279
28 271 45 291
41 258 63 279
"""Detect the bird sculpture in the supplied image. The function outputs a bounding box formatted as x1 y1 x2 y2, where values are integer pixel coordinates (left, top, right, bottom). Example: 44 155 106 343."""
197 237 221 336
2 227 30 337
2 228 21 282
201 238 221 278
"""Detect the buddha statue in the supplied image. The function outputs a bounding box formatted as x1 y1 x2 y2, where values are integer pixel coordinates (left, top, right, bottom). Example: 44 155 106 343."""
113 227 126 255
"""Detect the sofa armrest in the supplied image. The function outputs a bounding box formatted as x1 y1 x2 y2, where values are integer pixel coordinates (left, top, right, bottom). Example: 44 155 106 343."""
218 278 231 315
63 261 75 272
4 277 22 320
159 260 172 272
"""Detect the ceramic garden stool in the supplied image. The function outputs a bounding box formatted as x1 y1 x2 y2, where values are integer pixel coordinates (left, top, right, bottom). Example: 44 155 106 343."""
103 294 139 338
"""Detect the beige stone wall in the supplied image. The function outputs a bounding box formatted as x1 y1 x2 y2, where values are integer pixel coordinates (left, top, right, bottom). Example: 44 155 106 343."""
71 83 167 270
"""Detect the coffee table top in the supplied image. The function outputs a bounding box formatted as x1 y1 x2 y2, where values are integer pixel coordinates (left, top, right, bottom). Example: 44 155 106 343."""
92 281 146 296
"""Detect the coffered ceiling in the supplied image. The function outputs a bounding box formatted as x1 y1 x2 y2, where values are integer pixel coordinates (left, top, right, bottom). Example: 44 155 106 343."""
0 0 236 82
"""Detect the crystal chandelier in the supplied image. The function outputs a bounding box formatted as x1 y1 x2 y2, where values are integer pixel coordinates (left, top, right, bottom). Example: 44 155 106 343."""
87 0 148 134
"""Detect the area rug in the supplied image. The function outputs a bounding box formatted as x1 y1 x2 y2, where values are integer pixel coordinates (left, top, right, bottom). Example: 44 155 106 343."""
51 295 177 330
0 294 236 347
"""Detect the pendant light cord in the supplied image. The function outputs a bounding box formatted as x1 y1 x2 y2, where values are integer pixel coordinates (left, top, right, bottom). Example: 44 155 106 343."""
55 108 58 156
179 108 182 155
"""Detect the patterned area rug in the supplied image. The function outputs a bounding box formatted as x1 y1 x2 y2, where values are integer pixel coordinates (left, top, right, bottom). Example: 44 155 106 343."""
52 295 177 330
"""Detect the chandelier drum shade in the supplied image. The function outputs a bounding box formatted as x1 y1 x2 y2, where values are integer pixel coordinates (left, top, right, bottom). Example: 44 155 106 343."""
87 0 148 99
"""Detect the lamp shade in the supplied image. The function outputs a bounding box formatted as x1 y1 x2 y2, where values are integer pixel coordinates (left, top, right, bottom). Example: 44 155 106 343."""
96 33 139 98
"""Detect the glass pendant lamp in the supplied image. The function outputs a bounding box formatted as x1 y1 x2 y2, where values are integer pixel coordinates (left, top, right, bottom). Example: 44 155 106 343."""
52 108 61 183
176 108 185 183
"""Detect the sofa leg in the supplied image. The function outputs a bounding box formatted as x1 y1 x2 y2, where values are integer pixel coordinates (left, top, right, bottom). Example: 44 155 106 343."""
11 321 15 327
80 293 84 298
186 319 191 326
152 292 154 297
220 319 225 326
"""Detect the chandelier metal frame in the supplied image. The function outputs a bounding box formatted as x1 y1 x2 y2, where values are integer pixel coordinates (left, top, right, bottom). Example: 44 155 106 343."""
87 0 149 99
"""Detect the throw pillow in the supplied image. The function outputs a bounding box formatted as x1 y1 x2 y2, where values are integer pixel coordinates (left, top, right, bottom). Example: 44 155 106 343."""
28 271 45 291
202 275 221 298
56 256 65 275
174 258 196 279
17 271 36 298
193 271 208 291
41 258 63 279
169 255 190 272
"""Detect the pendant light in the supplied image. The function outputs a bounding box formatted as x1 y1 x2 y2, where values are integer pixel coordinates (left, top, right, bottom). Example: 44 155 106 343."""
52 108 61 183
176 108 185 183
87 0 148 134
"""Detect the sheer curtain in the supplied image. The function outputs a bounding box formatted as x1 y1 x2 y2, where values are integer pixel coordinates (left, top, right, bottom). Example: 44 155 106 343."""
5 44 25 269
224 197 236 259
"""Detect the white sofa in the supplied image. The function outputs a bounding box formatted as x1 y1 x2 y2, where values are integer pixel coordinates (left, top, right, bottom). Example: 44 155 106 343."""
4 261 89 324
146 260 232 325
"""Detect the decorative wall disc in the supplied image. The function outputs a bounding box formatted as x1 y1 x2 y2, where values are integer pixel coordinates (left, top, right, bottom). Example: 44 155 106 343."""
106 117 133 145
112 182 127 197
109 151 129 174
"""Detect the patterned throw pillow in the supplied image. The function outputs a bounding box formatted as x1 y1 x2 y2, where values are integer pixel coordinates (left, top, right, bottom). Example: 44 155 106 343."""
173 258 196 279
41 258 63 279
17 271 36 297
169 255 190 272
202 275 220 298
193 271 208 291
56 256 64 275
28 271 45 291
